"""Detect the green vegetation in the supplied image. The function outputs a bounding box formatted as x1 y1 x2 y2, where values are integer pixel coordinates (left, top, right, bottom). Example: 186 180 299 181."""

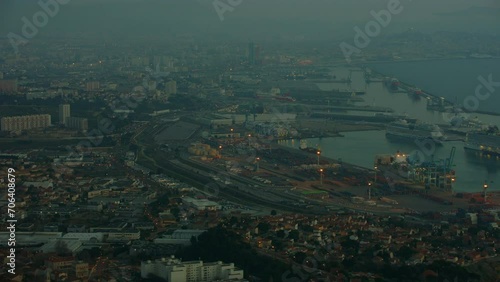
175 226 289 281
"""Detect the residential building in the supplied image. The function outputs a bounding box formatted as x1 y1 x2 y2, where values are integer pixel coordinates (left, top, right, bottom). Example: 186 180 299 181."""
165 80 177 95
45 256 75 272
65 116 88 131
59 104 70 125
0 79 18 93
86 81 100 91
1 114 51 132
141 257 245 282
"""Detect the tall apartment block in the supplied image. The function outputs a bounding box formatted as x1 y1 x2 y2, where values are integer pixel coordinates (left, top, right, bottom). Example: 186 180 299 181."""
65 117 88 132
59 104 71 125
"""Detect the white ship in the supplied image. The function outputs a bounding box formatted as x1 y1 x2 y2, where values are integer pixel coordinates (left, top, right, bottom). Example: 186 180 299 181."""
386 120 444 144
299 140 320 154
464 125 500 157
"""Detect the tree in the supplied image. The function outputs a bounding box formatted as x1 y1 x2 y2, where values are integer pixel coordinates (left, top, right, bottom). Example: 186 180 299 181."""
190 235 198 245
175 226 290 281
270 210 277 216
272 239 283 251
257 222 271 234
146 274 167 282
293 252 307 264
89 247 101 259
396 246 416 261
276 230 285 238
171 207 180 218
300 224 314 233
341 238 360 254
289 230 300 241
229 216 239 226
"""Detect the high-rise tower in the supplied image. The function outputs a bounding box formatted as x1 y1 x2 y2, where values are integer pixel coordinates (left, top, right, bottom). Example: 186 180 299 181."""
248 42 255 65
59 104 70 125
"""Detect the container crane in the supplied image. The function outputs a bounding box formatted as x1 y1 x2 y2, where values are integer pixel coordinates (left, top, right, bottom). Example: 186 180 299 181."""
445 146 456 173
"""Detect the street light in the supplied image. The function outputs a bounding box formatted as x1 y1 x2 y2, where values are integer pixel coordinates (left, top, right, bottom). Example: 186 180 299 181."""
451 176 456 195
368 181 372 200
256 157 260 171
316 150 321 166
319 168 324 185
374 165 378 185
218 145 223 158
483 181 489 203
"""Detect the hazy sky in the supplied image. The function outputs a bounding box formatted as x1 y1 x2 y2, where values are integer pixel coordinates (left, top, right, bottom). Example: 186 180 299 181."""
1 0 499 41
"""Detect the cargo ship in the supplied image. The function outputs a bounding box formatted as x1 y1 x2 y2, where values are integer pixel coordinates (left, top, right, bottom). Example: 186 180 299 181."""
273 93 296 102
464 125 500 157
408 88 423 100
384 77 400 92
386 120 444 144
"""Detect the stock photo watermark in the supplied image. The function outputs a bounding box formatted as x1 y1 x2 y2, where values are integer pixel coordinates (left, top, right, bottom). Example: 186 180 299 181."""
213 0 243 21
441 73 500 128
7 0 71 54
340 0 406 63
423 73 500 163
463 74 500 113
54 66 156 173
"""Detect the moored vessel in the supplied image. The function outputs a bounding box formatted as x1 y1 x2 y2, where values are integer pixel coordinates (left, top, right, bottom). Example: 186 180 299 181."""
464 125 500 157
386 120 444 144
384 77 400 92
299 140 321 154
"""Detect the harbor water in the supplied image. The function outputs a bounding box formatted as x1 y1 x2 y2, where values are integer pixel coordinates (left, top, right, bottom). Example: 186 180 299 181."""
283 59 500 192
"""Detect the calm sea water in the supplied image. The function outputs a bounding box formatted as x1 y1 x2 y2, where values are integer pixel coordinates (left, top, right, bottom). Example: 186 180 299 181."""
281 132 500 192
285 60 500 192
367 58 500 115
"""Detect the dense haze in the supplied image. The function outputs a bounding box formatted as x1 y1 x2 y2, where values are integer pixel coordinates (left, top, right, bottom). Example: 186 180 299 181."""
1 0 500 41
2 1 500 281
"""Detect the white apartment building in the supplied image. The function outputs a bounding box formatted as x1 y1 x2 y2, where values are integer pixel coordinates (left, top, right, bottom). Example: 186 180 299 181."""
141 257 245 282
1 114 51 132
59 104 70 125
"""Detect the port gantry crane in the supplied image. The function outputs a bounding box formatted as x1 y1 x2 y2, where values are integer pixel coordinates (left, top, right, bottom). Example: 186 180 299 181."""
443 146 457 191
419 146 456 190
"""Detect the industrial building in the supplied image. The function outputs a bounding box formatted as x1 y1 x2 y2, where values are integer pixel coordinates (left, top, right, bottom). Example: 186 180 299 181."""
198 113 296 127
182 197 221 211
154 229 207 245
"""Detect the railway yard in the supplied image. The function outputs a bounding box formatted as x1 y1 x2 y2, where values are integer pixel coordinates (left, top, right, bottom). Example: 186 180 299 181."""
132 115 500 217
